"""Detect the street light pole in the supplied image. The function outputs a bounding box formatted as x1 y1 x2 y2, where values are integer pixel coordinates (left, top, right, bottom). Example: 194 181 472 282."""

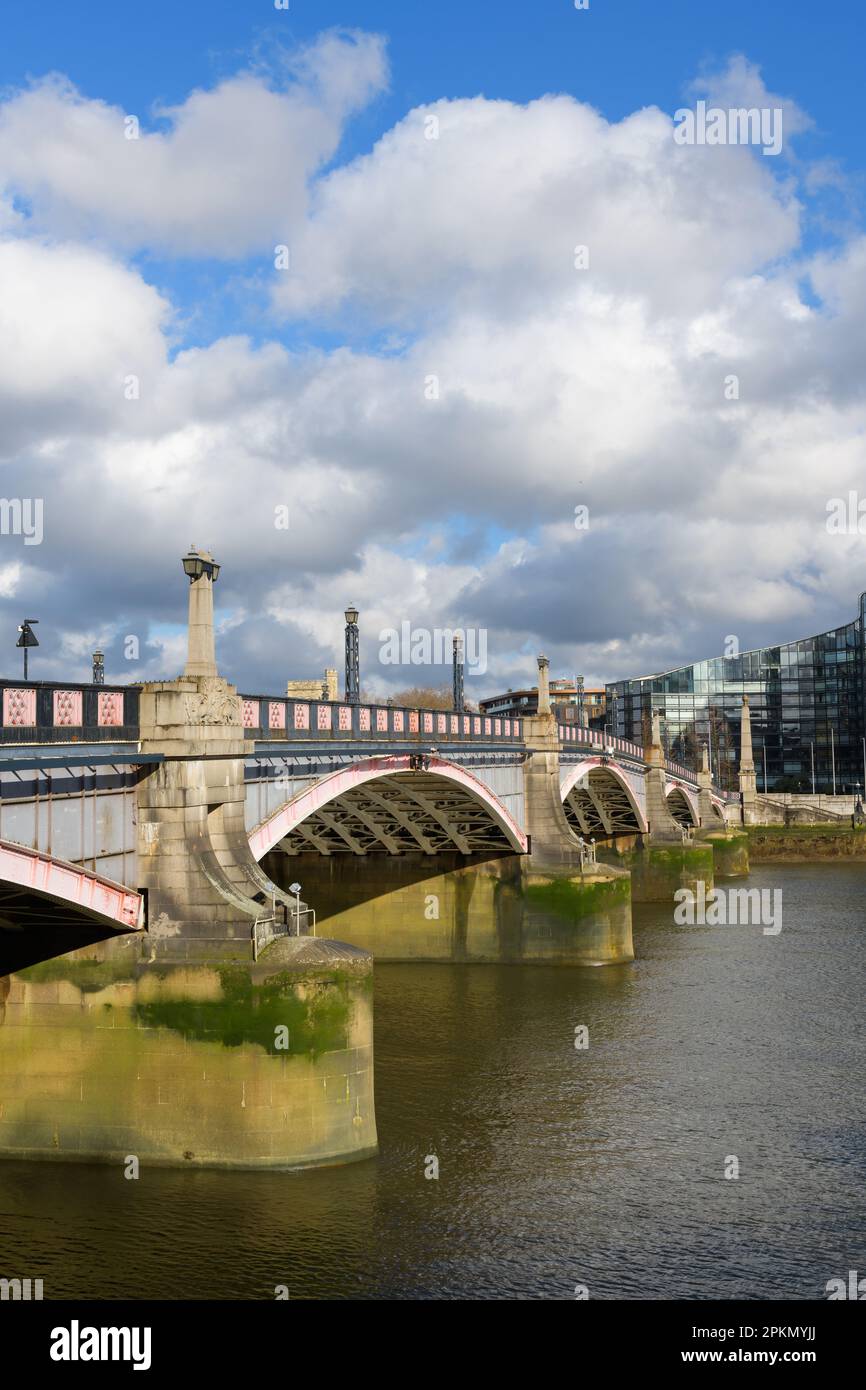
344 606 360 705
288 882 302 936
452 634 464 713
16 619 39 681
92 649 105 685
811 742 815 796
831 726 837 796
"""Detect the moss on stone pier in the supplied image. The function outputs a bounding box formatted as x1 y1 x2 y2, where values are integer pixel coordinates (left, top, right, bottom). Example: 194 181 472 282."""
133 964 352 1057
608 843 714 903
523 874 631 919
702 830 749 877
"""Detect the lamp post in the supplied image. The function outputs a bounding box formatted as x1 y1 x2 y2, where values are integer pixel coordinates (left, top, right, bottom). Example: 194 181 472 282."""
182 546 220 679
344 605 360 705
810 742 816 796
452 634 464 713
831 725 837 796
92 649 105 685
16 619 39 681
289 881 302 936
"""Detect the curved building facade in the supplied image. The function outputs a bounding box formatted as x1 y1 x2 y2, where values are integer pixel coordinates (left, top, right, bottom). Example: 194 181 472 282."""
607 594 866 794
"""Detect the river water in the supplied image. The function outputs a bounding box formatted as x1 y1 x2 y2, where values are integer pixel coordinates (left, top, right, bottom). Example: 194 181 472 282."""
1 864 863 1300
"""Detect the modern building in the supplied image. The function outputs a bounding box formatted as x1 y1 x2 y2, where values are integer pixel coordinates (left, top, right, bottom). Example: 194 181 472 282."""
606 593 866 794
582 687 607 729
480 675 594 722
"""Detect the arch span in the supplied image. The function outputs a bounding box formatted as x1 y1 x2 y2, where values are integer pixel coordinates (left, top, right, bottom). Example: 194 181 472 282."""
665 781 700 827
0 839 144 975
248 754 528 859
560 758 647 836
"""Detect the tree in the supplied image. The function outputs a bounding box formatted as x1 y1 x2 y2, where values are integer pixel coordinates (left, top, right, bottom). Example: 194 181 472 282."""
385 685 455 710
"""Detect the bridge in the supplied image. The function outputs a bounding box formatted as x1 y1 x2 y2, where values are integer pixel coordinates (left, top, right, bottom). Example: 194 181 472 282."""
0 643 738 974
0 550 749 1176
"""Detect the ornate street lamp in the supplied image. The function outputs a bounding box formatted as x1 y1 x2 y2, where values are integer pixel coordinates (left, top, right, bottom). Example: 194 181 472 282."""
344 605 360 705
16 618 39 681
182 548 220 583
453 634 464 713
92 649 105 685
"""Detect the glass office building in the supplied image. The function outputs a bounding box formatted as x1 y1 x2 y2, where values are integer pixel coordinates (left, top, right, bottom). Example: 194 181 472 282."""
606 593 866 794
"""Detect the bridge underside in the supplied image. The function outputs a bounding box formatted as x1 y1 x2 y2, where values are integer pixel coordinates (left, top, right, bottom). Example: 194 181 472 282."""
275 770 519 856
0 892 133 975
563 768 644 837
666 788 698 827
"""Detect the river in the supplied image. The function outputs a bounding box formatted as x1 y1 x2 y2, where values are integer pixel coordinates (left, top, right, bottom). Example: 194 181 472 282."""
1 863 863 1299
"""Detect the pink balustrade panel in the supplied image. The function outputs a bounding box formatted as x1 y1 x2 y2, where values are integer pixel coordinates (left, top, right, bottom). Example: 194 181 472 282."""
359 708 371 732
54 690 83 726
393 711 405 733
409 711 419 733
97 691 124 727
242 700 259 729
376 709 388 731
317 705 332 731
437 714 446 734
474 716 481 735
505 719 511 736
450 715 458 734
269 702 286 730
495 719 501 736
423 713 433 734
293 703 309 731
463 716 470 734
3 687 36 726
484 718 492 735
338 706 352 731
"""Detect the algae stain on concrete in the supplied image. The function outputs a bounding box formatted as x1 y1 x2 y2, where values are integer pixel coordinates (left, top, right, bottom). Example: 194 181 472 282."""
133 965 352 1058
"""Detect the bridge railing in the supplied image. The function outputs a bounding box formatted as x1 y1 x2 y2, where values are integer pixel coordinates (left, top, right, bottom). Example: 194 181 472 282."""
251 901 317 960
664 759 697 782
559 724 644 761
242 697 524 745
0 680 140 744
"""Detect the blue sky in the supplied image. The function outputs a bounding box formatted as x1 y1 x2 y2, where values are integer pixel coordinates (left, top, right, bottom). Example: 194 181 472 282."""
3 0 862 156
2 0 861 352
1 0 864 696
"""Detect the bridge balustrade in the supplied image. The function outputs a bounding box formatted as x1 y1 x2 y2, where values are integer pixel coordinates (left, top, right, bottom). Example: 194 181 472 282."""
0 680 140 743
0 681 527 748
241 698 524 745
559 724 644 761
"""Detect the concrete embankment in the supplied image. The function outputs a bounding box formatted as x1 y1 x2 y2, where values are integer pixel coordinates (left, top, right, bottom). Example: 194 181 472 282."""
745 824 866 862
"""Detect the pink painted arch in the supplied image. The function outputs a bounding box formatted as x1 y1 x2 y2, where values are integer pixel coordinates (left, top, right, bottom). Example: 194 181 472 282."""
249 754 529 859
0 839 144 932
560 757 648 833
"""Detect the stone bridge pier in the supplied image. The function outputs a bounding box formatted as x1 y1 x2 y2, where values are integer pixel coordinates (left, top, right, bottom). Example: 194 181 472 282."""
482 655 633 964
136 674 297 961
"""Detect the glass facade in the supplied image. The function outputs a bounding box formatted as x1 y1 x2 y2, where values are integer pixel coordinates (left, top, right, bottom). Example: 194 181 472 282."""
606 594 866 794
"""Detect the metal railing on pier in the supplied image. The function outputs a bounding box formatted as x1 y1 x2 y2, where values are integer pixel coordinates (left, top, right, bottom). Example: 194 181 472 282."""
252 899 317 960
